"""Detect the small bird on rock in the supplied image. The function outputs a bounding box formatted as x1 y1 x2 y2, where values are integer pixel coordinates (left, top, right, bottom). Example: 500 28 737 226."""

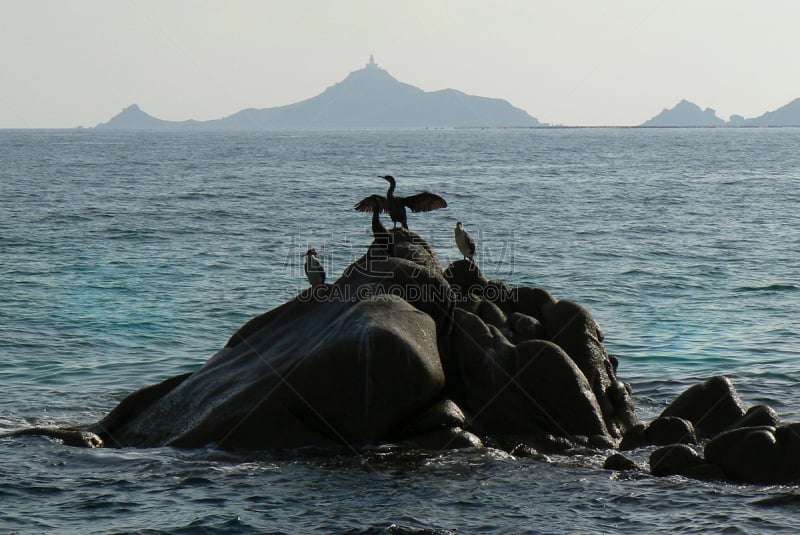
454 221 476 262
303 248 325 286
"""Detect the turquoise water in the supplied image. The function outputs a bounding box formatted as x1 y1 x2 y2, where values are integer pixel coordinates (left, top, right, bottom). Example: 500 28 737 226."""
1 128 799 533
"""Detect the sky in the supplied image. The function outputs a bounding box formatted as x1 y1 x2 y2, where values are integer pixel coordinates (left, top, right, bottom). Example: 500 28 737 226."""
2 0 800 128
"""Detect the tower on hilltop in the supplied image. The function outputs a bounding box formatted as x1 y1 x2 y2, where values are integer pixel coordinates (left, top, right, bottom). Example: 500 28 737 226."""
366 55 378 69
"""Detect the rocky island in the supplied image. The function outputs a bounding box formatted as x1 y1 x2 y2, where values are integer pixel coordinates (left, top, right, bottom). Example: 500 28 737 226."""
96 56 543 129
6 219 799 485
641 97 800 127
640 99 726 127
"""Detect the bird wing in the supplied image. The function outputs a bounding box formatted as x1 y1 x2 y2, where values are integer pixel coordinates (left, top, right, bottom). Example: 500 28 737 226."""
354 194 388 213
466 232 476 255
402 192 448 213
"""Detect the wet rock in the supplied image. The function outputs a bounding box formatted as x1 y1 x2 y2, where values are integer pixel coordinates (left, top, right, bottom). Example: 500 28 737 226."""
620 417 697 450
443 259 488 300
604 453 640 471
448 317 611 441
646 416 698 446
507 312 544 344
397 398 467 438
403 427 483 450
510 286 557 323
475 299 507 329
660 376 745 438
619 423 648 451
97 294 445 450
726 405 780 431
543 299 639 438
649 444 704 477
4 427 104 448
498 432 580 455
704 424 800 484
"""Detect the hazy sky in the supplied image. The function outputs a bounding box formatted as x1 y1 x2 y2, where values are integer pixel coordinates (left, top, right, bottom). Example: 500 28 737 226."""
3 0 800 128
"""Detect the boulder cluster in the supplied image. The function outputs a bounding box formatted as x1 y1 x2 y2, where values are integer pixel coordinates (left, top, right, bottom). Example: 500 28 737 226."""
7 229 798 485
611 375 800 484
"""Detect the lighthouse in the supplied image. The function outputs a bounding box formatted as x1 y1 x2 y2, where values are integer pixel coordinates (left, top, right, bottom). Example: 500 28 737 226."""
366 55 378 69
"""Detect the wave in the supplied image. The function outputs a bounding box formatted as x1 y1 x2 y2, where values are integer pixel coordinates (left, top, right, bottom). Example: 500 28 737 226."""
734 283 800 293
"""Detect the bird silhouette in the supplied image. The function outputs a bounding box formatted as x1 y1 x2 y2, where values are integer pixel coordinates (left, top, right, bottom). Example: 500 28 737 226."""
355 175 447 230
303 248 325 286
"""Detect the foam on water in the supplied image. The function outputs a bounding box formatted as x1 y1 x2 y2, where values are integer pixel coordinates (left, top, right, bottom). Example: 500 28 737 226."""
1 128 799 532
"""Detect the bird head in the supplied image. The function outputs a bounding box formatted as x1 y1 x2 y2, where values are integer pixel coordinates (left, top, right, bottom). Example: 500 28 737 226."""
304 248 318 257
456 221 463 229
378 175 395 184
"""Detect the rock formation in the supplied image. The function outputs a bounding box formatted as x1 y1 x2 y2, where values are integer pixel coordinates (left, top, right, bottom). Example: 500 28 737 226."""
5 227 798 485
4 228 636 452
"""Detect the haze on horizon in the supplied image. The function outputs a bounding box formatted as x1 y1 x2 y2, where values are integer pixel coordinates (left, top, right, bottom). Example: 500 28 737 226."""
2 0 800 129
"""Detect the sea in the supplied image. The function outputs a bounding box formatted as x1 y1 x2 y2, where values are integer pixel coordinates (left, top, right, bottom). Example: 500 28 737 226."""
1 127 799 534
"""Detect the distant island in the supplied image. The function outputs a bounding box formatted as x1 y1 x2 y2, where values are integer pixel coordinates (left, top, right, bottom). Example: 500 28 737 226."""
641 98 800 127
640 100 725 127
96 56 543 129
94 56 800 129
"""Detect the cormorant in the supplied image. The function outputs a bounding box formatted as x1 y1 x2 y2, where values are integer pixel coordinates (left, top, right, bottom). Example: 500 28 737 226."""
454 221 476 262
358 194 393 254
303 248 325 286
354 175 447 230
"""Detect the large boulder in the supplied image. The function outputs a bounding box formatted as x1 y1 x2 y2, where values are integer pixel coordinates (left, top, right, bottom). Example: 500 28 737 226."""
89 294 444 450
543 300 639 438
649 444 723 480
444 260 639 442
660 376 745 437
704 424 800 484
446 308 611 442
726 405 780 431
620 416 697 450
83 230 455 450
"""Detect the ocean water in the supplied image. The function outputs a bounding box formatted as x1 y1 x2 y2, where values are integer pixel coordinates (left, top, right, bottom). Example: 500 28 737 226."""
1 127 799 533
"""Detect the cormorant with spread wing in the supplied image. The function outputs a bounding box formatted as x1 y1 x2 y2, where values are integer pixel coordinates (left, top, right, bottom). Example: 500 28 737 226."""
359 194 392 249
354 175 447 230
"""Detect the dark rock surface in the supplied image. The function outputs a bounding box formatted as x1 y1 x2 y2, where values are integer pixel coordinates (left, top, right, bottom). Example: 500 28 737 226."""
643 378 795 485
659 376 745 437
604 453 640 472
649 444 705 477
704 424 800 484
620 416 697 450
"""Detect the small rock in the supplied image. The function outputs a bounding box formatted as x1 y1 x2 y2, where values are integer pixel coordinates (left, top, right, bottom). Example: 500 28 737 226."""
604 453 640 471
650 444 704 477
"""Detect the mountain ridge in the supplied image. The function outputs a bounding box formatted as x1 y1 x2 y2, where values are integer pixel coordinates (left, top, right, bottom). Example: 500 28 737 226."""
95 58 800 128
97 58 542 129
